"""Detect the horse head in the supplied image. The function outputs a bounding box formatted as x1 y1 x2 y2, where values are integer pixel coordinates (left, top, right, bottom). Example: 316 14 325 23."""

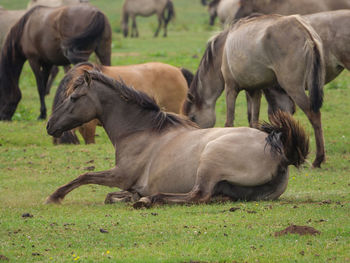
47 70 101 137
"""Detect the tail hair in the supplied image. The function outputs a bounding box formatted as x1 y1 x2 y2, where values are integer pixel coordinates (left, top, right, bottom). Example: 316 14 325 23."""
164 0 175 24
294 16 325 113
258 110 309 167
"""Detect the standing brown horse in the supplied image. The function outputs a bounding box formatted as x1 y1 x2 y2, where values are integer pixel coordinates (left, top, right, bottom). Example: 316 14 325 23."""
51 62 193 144
46 70 309 207
0 5 111 120
121 0 175 37
183 14 325 167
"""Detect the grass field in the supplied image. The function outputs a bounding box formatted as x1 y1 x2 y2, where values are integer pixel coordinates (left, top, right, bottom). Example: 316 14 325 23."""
0 0 349 262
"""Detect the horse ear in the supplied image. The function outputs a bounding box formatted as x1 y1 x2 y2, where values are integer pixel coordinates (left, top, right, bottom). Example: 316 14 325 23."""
83 70 92 87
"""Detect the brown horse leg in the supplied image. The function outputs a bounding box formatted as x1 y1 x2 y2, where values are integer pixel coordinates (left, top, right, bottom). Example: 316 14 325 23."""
78 120 97 144
224 82 239 127
284 90 325 167
45 167 127 204
45 66 59 95
246 89 262 128
28 59 52 119
105 190 140 204
154 15 163 37
131 16 138 37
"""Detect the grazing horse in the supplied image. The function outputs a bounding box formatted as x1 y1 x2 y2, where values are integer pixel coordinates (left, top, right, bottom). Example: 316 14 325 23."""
234 0 350 20
246 10 350 131
121 0 175 37
51 62 193 144
45 70 309 207
27 0 89 9
183 14 325 168
0 5 112 121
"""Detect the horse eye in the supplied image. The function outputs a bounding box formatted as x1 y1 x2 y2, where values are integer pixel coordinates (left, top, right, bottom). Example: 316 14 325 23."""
190 115 196 122
70 95 78 102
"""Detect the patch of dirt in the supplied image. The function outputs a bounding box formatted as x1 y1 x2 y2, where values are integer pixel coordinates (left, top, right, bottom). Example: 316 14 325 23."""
274 225 321 237
0 255 9 261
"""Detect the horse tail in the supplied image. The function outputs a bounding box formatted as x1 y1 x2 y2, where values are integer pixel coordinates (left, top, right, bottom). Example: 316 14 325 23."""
180 68 194 88
164 0 175 24
63 9 106 63
294 15 325 113
259 110 309 168
0 7 39 119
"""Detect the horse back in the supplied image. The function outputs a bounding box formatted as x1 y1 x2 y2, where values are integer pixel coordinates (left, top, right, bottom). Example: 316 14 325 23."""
102 62 188 114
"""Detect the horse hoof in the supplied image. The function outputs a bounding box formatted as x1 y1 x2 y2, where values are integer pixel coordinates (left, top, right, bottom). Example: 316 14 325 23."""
45 196 62 204
133 197 151 209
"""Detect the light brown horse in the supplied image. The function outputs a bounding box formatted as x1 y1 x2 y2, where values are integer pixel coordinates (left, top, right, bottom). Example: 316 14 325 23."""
46 70 309 207
183 14 325 168
246 10 350 131
234 0 350 20
0 5 111 121
51 62 193 144
27 0 89 9
121 0 175 37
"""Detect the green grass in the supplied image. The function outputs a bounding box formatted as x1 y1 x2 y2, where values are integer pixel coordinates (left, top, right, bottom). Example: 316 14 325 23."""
1 0 350 262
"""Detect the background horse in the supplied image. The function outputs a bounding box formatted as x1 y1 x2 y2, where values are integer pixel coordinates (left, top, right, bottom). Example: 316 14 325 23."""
234 0 350 20
246 10 350 131
45 70 309 207
121 0 175 37
27 0 89 9
183 14 325 168
51 62 193 144
207 0 240 26
0 4 112 121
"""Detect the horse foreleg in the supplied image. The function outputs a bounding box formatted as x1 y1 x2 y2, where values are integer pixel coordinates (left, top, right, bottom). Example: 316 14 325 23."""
28 60 52 119
45 167 127 204
154 15 163 37
131 16 138 37
105 191 140 204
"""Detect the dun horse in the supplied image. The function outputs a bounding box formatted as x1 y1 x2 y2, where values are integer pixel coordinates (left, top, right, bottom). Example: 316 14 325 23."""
246 10 350 133
207 0 240 26
121 0 175 37
183 14 325 167
52 62 193 144
234 0 350 20
46 70 309 207
0 5 111 120
27 0 89 9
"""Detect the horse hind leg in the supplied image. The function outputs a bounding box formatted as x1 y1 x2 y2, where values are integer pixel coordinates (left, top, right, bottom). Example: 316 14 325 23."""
154 14 163 37
131 16 138 37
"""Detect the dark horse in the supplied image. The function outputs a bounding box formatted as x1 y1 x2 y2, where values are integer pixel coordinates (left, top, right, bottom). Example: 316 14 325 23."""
46 70 308 207
0 4 112 120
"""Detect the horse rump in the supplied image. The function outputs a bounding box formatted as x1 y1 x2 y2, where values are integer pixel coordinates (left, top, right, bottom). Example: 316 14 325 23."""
259 110 309 167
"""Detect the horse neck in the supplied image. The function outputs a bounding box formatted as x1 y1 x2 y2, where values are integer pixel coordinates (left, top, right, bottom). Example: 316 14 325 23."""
96 88 158 146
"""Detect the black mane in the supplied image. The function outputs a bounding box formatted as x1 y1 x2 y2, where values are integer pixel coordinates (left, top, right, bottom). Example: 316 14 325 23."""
74 70 198 132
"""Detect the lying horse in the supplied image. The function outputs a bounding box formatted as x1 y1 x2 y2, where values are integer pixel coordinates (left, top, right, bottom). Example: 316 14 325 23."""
0 5 111 120
51 62 193 144
246 10 350 133
183 14 325 167
46 70 309 207
121 0 175 37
